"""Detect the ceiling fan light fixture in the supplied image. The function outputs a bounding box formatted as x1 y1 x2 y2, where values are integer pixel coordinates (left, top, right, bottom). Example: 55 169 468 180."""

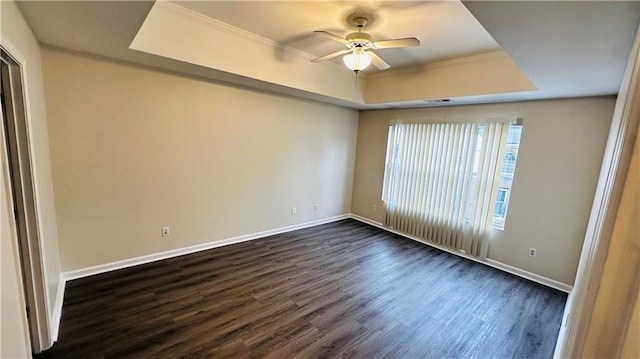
313 15 419 71
343 49 372 72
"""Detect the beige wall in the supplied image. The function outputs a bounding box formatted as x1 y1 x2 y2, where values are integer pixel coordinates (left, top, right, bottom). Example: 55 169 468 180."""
1 0 62 352
620 291 640 358
41 48 359 272
352 98 615 285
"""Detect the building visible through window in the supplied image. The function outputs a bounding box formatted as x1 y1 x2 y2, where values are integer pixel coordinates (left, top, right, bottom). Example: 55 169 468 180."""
493 125 522 229
464 124 522 230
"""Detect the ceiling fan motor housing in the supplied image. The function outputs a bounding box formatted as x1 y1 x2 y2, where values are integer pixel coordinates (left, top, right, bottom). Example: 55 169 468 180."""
346 32 372 47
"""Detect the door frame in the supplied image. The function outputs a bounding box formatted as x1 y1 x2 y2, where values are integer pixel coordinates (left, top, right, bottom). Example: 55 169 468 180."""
554 25 640 358
1 46 51 353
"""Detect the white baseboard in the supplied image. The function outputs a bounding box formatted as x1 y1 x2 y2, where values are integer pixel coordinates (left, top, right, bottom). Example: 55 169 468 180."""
349 213 573 293
63 214 350 281
50 275 66 343
485 259 573 293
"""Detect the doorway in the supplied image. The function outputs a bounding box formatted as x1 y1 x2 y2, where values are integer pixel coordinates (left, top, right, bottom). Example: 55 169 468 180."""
1 47 50 353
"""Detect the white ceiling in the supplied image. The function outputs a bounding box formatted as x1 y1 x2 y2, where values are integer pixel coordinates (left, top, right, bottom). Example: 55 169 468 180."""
13 1 640 109
464 1 640 100
174 1 500 71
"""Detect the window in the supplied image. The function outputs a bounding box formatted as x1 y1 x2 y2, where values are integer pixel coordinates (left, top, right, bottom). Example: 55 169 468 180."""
382 120 522 257
493 125 522 229
463 124 522 230
494 187 510 221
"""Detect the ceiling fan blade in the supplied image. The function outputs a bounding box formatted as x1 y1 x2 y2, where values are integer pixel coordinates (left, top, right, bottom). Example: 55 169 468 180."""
369 51 391 70
372 37 420 49
313 30 349 45
311 49 352 63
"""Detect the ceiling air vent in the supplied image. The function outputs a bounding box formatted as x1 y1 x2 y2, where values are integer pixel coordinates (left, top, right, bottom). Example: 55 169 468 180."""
424 98 453 104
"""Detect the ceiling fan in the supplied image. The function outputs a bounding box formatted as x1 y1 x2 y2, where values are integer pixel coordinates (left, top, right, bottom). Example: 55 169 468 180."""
312 16 420 72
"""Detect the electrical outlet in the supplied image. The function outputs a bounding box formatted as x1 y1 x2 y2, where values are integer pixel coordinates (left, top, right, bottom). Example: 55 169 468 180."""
529 248 537 257
314 204 319 212
291 207 297 215
373 204 377 211
162 226 170 237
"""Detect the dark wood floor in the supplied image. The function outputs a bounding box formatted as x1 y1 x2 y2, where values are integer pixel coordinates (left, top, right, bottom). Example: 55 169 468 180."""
38 219 566 358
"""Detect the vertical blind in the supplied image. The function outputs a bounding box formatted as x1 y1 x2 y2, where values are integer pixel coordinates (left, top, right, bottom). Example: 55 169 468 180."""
382 121 510 257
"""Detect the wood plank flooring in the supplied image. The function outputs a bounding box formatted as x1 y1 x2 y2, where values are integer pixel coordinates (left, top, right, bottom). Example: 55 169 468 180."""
37 219 567 358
